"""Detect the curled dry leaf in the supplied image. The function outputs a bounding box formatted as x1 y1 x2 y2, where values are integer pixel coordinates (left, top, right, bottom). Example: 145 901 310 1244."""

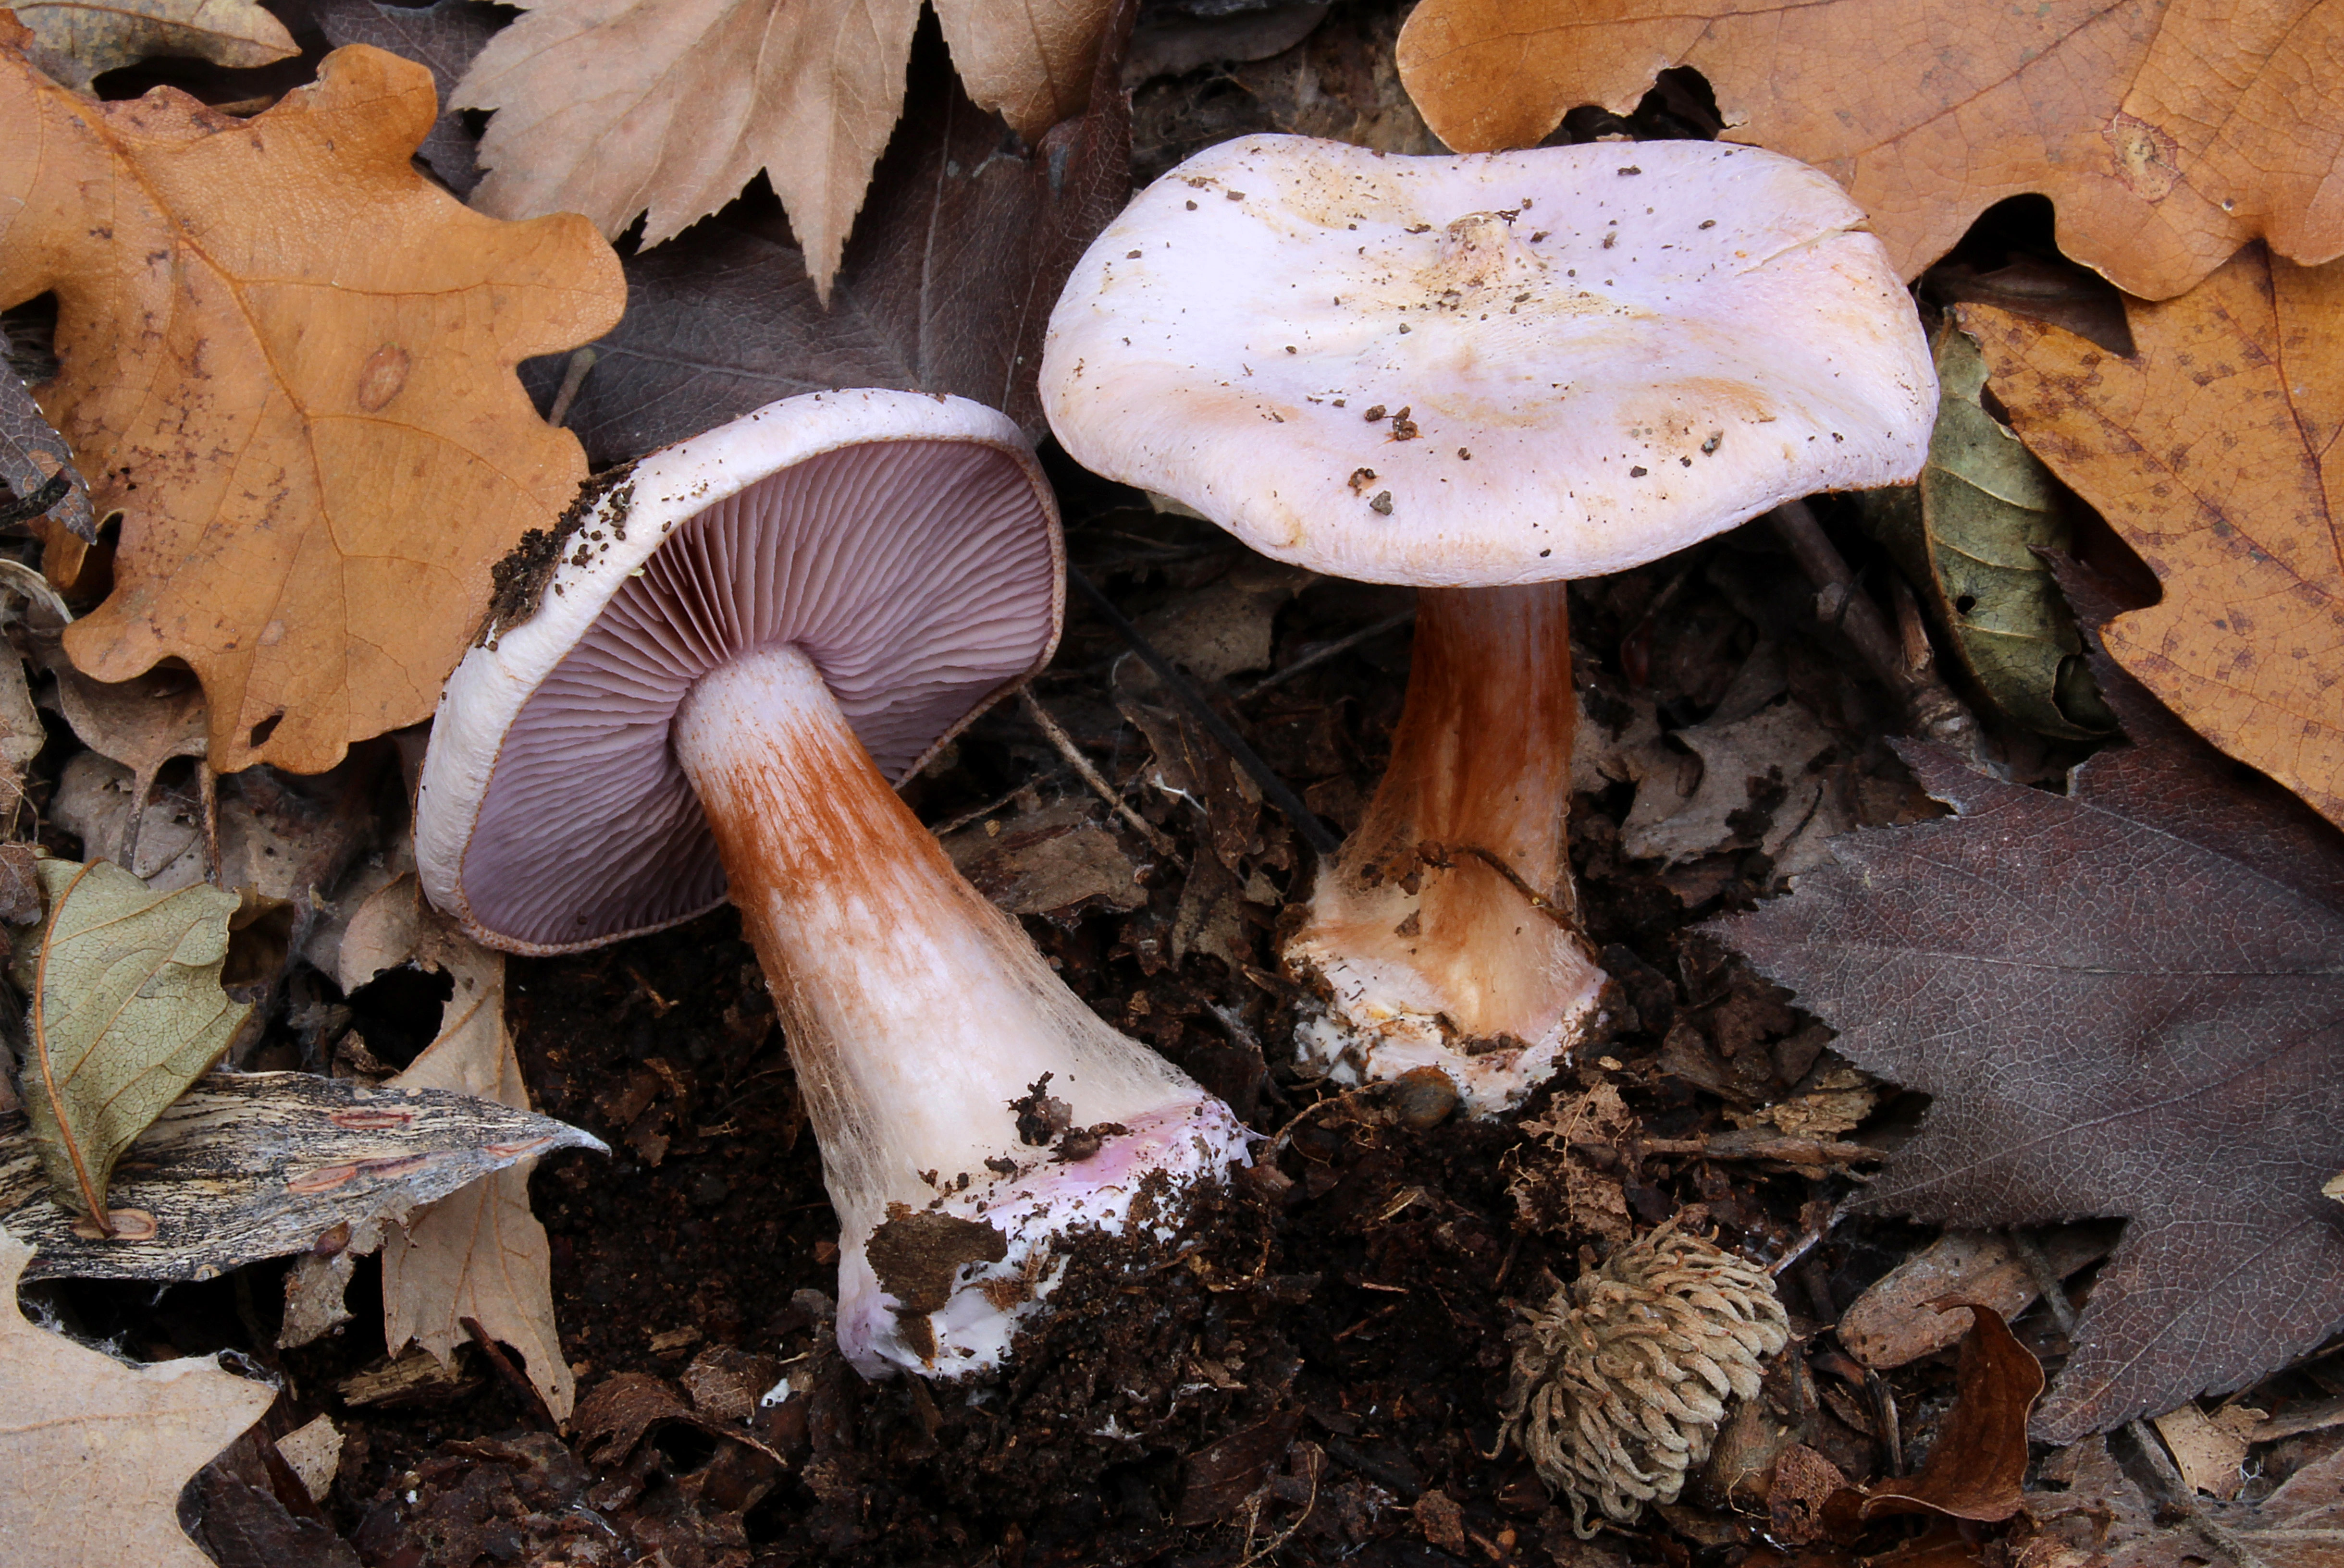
8 0 296 92
1964 246 2344 830
456 0 1117 299
0 1226 273 1568
1393 0 2344 300
0 327 92 540
1714 650 2344 1441
1859 1303 2042 1524
11 856 249 1226
0 1070 605 1281
336 873 579 1420
0 41 624 773
1838 1225 2117 1371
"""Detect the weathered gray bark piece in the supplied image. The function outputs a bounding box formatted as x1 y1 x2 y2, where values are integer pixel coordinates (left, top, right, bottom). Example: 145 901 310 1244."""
0 1072 605 1282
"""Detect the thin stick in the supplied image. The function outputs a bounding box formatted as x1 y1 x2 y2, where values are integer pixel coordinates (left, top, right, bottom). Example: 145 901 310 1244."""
1066 567 1341 858
1236 608 1416 699
460 1316 559 1432
197 762 221 885
1769 500 1980 758
546 348 597 429
926 770 1066 839
1016 687 1181 858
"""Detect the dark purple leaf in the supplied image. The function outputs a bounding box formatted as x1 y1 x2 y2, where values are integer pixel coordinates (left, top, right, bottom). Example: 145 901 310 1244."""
1712 626 2344 1442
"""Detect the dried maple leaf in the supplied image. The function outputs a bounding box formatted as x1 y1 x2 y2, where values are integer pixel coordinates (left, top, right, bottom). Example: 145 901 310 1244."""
455 0 1111 299
1962 246 2344 831
1712 653 2344 1442
8 0 296 92
0 1226 273 1568
529 10 1129 460
1393 0 2344 300
0 41 624 774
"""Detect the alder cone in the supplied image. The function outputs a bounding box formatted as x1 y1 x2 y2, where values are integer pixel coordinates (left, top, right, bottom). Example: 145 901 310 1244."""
1500 1221 1790 1533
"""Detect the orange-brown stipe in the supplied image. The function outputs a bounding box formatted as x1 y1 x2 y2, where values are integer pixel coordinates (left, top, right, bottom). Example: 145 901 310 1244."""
1285 584 1605 1111
671 641 1216 1368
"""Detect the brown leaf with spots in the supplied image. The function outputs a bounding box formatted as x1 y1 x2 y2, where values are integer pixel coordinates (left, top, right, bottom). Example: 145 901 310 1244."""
1963 247 2344 829
1394 0 2344 300
0 41 623 773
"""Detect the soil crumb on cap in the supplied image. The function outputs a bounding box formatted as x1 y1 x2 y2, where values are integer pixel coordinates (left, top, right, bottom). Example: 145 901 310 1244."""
479 464 637 647
867 1206 1009 1360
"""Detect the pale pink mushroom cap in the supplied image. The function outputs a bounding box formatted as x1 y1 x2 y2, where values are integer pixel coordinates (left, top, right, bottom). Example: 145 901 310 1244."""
416 390 1063 954
1040 135 1935 585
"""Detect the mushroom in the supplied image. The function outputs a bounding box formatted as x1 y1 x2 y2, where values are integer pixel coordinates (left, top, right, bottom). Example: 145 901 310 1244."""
416 390 1249 1377
1039 135 1935 1113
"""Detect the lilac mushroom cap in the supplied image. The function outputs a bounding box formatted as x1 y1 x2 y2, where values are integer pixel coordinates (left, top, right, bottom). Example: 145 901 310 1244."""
417 390 1063 954
1040 135 1936 588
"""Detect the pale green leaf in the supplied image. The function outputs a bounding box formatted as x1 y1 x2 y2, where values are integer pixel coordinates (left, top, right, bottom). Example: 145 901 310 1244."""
1863 323 2113 740
10 857 250 1227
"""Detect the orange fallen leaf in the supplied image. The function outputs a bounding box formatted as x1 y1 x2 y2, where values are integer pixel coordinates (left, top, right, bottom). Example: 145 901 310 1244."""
456 0 1111 300
1394 0 2344 300
0 40 624 774
1963 247 2344 830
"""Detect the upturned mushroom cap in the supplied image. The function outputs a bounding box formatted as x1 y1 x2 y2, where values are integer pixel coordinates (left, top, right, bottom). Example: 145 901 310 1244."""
417 390 1062 954
1040 135 1935 586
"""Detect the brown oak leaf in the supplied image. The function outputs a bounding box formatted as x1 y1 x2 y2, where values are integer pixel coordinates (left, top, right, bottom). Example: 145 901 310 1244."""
1394 0 2344 300
1712 650 2344 1442
457 0 1111 300
1963 246 2344 832
0 41 624 774
529 5 1130 460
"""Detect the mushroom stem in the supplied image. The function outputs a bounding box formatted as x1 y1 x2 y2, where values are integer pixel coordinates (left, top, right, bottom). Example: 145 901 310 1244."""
1284 584 1605 1113
674 641 1248 1377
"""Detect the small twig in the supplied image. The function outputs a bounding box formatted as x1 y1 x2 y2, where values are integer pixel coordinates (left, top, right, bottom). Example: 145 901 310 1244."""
1767 1201 1849 1277
1016 687 1181 858
197 762 220 885
1768 500 1981 759
1422 840 1579 930
1067 567 1340 858
1865 1368 1904 1476
1236 608 1416 699
925 769 1068 839
545 348 597 429
460 1316 559 1431
1639 1131 1884 1167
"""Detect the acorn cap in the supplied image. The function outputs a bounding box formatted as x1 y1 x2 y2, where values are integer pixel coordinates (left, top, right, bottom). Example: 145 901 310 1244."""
416 390 1063 954
1040 135 1935 586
